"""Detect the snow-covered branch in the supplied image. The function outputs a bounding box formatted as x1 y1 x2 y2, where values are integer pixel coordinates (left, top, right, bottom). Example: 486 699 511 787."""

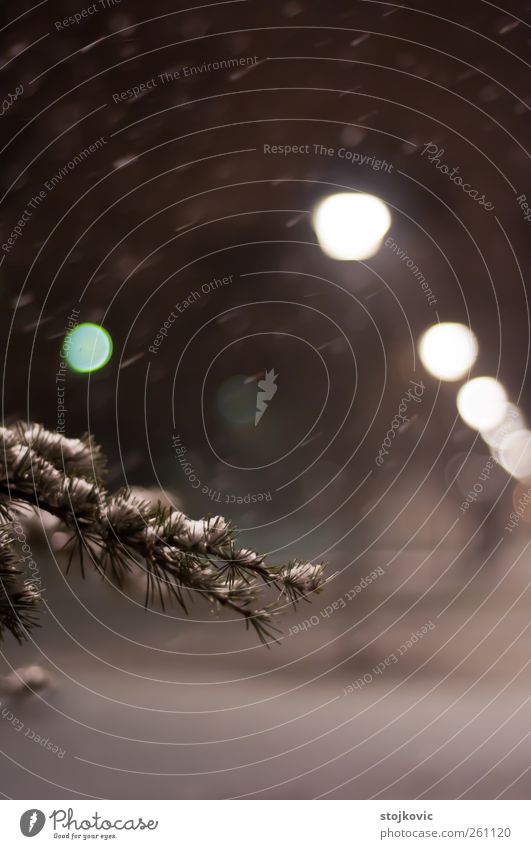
0 423 326 644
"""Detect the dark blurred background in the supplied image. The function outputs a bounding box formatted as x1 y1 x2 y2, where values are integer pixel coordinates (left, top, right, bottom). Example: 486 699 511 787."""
1 0 531 799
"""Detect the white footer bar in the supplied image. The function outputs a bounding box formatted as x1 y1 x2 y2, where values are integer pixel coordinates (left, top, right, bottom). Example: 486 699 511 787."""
2 800 529 848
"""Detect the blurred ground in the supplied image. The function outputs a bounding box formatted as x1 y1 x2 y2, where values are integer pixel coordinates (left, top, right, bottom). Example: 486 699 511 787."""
2 533 531 800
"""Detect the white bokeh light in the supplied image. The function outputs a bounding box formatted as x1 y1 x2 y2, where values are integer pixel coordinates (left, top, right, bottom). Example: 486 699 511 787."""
481 403 526 453
499 430 531 480
312 192 392 260
457 377 508 432
418 322 478 381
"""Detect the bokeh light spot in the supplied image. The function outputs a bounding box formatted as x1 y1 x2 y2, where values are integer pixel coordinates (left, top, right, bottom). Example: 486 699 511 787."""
312 192 391 260
499 429 531 480
216 375 257 426
64 323 113 373
457 377 507 432
481 403 525 454
418 322 478 381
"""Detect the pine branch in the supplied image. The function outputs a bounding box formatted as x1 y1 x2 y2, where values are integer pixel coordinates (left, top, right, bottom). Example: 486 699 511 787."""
0 423 326 645
0 528 40 643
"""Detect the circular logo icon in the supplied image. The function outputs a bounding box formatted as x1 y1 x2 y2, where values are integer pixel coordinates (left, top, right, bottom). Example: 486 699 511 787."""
20 810 46 837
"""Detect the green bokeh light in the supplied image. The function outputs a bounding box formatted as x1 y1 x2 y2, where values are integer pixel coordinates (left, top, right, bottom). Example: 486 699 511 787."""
64 323 113 373
216 375 257 425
